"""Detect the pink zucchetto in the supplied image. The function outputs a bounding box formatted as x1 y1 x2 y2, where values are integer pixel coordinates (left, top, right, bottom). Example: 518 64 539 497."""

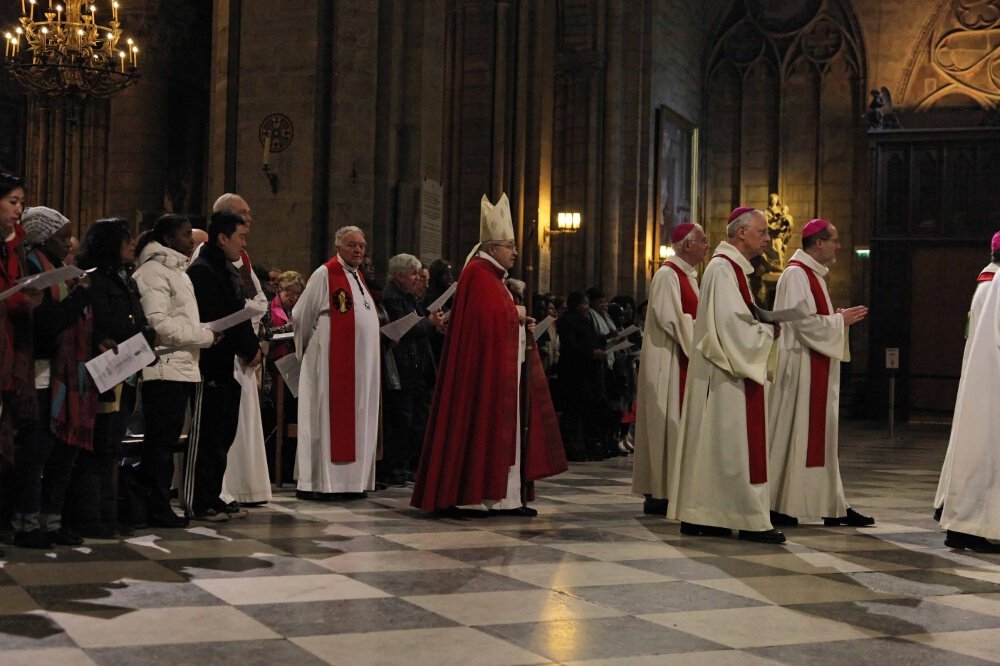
670 223 695 244
802 218 831 239
992 230 1000 253
728 206 755 224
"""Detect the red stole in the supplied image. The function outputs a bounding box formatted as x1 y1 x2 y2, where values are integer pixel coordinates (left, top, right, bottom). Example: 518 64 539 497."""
714 254 767 485
663 261 698 408
324 257 362 463
978 271 995 282
787 260 832 468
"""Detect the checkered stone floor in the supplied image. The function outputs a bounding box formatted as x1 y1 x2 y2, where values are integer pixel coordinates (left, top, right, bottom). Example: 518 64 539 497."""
3 423 1000 664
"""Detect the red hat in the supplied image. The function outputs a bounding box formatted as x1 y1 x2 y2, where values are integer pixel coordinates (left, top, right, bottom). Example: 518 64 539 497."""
802 219 830 238
728 206 755 224
670 223 695 244
992 230 1000 253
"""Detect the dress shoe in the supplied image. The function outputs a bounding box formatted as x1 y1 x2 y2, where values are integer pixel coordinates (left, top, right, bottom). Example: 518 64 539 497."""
823 507 875 527
642 496 668 516
14 529 52 549
933 506 943 522
192 509 229 522
738 529 786 544
78 524 117 539
148 512 189 529
680 522 732 537
945 530 1000 553
50 528 84 546
430 506 489 519
770 510 798 527
489 506 538 517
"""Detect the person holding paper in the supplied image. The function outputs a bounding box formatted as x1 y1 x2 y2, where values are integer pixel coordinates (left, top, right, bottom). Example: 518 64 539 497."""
261 270 304 482
632 222 707 516
380 253 444 487
11 206 93 548
766 219 872 529
667 206 784 544
212 193 272 510
293 225 380 499
133 215 217 528
185 211 262 522
410 193 566 515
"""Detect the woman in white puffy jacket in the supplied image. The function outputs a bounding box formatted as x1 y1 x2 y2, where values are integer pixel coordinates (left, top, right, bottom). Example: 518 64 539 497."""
132 214 216 528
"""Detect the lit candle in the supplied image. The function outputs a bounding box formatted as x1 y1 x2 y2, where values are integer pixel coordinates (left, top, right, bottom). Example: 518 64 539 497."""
118 49 124 72
262 135 271 166
20 0 25 15
29 0 35 20
112 0 118 21
5 35 10 59
56 3 62 22
131 44 137 67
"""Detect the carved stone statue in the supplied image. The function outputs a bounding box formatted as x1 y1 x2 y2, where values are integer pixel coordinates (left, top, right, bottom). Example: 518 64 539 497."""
865 87 902 129
750 193 793 307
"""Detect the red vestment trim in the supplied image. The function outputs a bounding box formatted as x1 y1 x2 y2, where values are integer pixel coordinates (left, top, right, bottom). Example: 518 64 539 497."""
714 254 767 485
324 257 359 463
663 261 699 409
978 271 995 283
787 260 832 468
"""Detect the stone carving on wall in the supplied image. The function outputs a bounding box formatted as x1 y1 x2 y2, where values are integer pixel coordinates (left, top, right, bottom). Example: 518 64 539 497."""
866 87 903 129
900 0 1000 112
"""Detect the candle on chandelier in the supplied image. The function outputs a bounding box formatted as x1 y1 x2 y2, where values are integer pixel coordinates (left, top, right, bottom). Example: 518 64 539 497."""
56 4 62 22
4 34 10 59
28 0 35 21
131 44 137 67
118 49 124 72
20 0 25 15
112 1 118 21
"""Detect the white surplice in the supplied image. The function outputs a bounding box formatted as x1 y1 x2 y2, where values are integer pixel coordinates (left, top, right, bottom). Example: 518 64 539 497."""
939 272 1000 539
934 262 1000 511
293 256 380 493
221 257 273 504
667 241 776 531
766 249 849 521
631 258 698 500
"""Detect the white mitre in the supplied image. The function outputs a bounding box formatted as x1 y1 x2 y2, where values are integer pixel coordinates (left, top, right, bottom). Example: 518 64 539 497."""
465 193 515 265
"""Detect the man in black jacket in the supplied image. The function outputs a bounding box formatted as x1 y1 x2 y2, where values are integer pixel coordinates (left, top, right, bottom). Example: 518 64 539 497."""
380 253 444 486
185 212 262 521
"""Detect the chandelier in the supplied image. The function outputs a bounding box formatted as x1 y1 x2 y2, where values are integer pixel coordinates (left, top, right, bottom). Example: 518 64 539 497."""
2 0 139 98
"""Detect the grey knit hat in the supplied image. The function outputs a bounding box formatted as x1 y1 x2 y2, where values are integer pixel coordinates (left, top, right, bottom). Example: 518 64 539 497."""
21 206 70 249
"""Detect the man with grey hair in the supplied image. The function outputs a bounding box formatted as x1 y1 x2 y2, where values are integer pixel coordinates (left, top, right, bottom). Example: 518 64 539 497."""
668 206 784 544
209 192 271 509
293 225 380 498
380 253 445 486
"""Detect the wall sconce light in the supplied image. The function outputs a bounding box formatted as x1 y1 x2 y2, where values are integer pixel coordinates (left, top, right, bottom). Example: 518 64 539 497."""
650 244 674 273
556 211 581 231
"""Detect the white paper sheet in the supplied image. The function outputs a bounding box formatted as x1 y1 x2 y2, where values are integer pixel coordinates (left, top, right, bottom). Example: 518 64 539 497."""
380 312 422 342
274 353 301 398
202 305 266 333
605 339 635 355
426 282 457 313
270 331 294 341
85 333 156 394
533 315 555 341
1 265 90 301
0 281 25 302
606 324 640 344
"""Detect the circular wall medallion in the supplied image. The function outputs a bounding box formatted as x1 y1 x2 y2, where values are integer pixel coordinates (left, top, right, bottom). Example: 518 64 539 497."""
259 114 294 152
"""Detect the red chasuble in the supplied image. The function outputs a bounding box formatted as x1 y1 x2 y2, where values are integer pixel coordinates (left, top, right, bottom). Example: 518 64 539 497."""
664 261 699 408
324 257 362 463
410 257 567 511
715 254 767 485
786 260 832 468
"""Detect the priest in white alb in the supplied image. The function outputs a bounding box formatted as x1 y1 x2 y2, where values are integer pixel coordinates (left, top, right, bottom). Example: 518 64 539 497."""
631 222 707 515
934 231 1000 519
766 218 872 528
667 206 783 544
935 231 1000 552
293 226 380 498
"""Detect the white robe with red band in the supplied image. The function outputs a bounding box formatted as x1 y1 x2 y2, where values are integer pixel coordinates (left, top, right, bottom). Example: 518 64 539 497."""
934 262 999 510
766 250 849 521
668 241 776 531
632 257 698 500
293 255 380 493
939 272 1000 539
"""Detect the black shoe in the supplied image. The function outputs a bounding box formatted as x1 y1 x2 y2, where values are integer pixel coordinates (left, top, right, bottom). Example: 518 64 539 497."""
78 524 117 539
117 523 136 537
14 529 52 549
241 501 267 508
945 531 1000 553
148 512 189 528
738 529 786 544
770 510 798 527
213 499 249 519
824 507 875 527
191 509 229 522
50 528 84 546
332 492 368 500
680 522 732 537
643 497 668 516
430 506 489 519
489 506 538 517
934 506 943 522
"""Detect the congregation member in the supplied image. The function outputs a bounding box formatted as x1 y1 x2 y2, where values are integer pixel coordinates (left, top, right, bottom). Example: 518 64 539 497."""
132 214 216 527
293 226 380 499
411 193 566 516
766 219 873 528
380 253 444 486
263 267 282 302
587 287 628 457
425 258 455 361
12 207 93 548
668 207 783 544
934 231 1000 520
185 211 262 521
632 222 706 515
556 291 605 461
213 193 271 507
67 219 155 538
936 231 1000 552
